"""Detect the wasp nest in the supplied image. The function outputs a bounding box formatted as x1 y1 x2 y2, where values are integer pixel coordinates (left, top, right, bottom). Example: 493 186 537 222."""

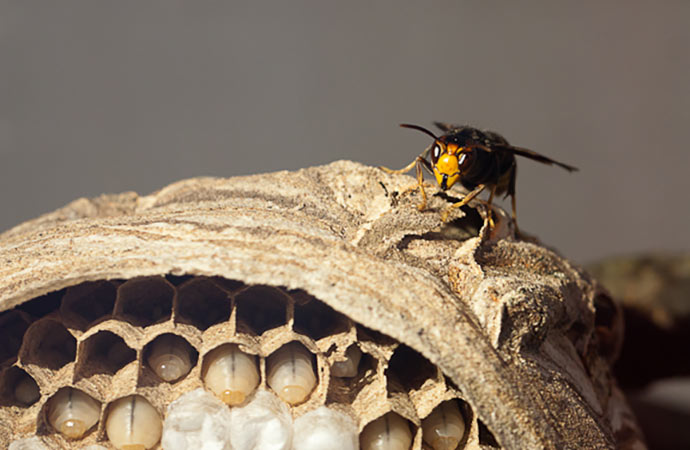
0 161 644 449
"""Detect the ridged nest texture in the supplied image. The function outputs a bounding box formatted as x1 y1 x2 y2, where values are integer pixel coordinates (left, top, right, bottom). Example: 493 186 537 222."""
0 161 644 449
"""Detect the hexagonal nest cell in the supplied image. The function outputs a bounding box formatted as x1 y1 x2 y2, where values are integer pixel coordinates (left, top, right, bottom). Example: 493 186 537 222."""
143 333 199 384
175 278 232 330
234 285 289 335
326 349 378 404
292 290 350 341
0 366 40 407
75 331 136 378
60 281 117 331
114 277 174 327
0 276 493 449
0 310 32 366
19 319 77 371
386 344 439 392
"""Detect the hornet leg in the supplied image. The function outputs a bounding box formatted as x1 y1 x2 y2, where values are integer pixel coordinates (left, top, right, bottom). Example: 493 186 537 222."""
507 164 520 236
379 155 432 211
484 184 497 229
441 184 486 222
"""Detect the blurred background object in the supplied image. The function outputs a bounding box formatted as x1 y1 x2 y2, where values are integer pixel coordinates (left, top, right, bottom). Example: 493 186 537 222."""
589 252 690 450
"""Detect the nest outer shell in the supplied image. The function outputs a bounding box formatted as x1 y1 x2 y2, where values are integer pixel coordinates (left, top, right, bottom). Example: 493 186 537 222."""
0 160 642 449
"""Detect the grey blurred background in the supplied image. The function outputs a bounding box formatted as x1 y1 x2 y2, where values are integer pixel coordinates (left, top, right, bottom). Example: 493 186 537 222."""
1 1 689 263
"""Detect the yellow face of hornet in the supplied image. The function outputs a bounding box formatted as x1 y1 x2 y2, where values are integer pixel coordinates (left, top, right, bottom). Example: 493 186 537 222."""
431 141 464 190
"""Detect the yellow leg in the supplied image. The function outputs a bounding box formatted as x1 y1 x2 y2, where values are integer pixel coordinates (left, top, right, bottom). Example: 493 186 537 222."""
413 157 428 210
484 185 497 229
379 156 429 211
378 159 417 175
440 184 486 222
